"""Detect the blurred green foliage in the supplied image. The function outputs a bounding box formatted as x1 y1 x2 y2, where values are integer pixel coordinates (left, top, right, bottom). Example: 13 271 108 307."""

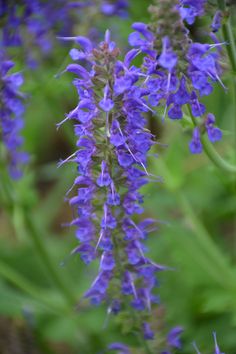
1 0 236 353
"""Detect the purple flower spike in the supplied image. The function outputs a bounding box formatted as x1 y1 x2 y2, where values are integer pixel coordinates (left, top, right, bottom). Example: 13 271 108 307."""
0 51 28 178
61 31 165 322
189 127 202 154
127 0 225 154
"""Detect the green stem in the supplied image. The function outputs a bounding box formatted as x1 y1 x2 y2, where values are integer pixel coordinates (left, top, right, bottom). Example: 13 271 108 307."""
188 106 236 173
138 335 153 354
217 0 226 10
157 160 236 288
24 212 77 307
178 194 234 283
217 0 236 73
0 260 61 313
0 164 77 307
129 307 153 354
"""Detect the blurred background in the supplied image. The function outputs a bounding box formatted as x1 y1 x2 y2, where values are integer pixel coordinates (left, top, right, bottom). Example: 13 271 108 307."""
0 0 236 353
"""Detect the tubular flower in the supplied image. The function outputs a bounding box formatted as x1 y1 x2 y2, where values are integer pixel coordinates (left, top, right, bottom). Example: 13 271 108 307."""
128 0 223 154
0 51 28 178
59 31 165 319
178 0 207 25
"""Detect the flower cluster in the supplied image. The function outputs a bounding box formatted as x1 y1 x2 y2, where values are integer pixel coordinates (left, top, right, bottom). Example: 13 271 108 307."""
128 0 223 154
108 326 183 353
107 331 224 354
178 0 207 25
0 51 28 179
59 30 165 335
189 113 222 154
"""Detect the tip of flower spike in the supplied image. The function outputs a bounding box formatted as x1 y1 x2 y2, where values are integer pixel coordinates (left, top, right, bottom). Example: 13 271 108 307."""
105 29 111 43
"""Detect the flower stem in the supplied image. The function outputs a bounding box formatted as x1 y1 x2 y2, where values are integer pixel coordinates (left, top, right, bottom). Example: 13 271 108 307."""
0 259 61 313
217 0 236 73
156 159 236 288
23 211 77 307
129 308 153 354
0 164 77 308
187 106 236 173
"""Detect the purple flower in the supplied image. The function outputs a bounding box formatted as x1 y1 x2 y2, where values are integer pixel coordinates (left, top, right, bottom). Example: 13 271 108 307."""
159 37 177 71
168 104 183 120
167 326 183 349
0 51 28 178
100 251 115 271
132 22 154 42
190 92 205 117
178 0 207 25
108 342 131 354
142 322 154 340
97 161 112 187
189 127 202 154
211 11 222 33
99 84 114 112
205 113 222 143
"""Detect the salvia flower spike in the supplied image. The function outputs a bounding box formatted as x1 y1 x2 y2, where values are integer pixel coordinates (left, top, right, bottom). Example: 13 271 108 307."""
128 0 224 154
0 51 28 179
60 30 166 334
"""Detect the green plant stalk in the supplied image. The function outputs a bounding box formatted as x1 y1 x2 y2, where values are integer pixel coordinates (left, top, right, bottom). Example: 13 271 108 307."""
0 260 61 313
157 159 236 288
23 211 77 307
187 106 236 173
217 0 236 258
137 332 153 354
129 307 153 354
178 193 234 285
217 0 236 73
0 164 77 308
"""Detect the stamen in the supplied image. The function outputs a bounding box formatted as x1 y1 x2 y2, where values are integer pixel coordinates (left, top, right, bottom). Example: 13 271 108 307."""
57 151 77 167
